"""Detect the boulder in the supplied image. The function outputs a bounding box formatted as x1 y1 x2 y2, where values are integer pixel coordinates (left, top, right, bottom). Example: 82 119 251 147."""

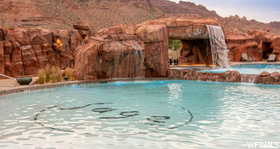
270 72 280 81
184 70 199 80
136 24 167 42
168 69 182 79
73 24 92 39
73 24 90 31
224 71 241 82
259 71 270 77
255 72 273 84
136 24 169 77
75 38 145 80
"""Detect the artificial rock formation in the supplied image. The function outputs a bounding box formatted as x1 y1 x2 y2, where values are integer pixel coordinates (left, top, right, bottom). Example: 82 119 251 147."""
255 72 280 84
226 31 280 62
0 27 83 77
272 37 280 61
168 69 280 84
136 24 169 77
179 39 212 65
0 17 221 79
4 16 280 80
74 17 220 80
75 34 145 80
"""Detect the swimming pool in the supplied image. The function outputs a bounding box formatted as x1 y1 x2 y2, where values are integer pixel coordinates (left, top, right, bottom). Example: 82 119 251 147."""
0 80 280 149
201 64 280 74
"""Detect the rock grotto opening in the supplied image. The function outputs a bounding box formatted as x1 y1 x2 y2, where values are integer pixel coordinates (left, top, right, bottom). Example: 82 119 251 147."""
179 39 212 65
262 41 274 61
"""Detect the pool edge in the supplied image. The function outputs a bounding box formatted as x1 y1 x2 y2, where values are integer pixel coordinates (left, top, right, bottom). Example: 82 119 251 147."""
168 68 280 85
0 78 176 96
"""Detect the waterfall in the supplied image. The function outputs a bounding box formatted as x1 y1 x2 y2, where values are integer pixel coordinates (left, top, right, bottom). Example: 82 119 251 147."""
207 25 229 68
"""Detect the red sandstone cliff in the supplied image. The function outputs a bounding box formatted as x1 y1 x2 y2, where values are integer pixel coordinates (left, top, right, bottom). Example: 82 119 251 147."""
0 0 279 34
0 27 83 77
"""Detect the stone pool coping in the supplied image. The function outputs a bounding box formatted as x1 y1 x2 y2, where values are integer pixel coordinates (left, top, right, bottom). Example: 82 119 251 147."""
0 78 174 96
170 62 280 71
2 61 280 96
169 62 280 85
2 72 280 97
230 62 280 65
168 69 280 85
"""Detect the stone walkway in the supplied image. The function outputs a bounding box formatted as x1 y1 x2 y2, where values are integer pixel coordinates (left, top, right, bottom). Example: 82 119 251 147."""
0 77 40 95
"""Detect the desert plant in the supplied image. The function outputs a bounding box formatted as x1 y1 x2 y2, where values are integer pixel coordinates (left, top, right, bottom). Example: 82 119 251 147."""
37 65 63 84
169 40 182 51
63 68 76 81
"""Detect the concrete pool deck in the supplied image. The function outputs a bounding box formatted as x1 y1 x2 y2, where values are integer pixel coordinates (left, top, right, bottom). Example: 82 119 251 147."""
0 80 90 96
0 78 175 96
0 79 19 90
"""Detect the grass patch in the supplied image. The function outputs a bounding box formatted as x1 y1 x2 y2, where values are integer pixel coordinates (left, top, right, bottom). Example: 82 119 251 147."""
37 65 63 84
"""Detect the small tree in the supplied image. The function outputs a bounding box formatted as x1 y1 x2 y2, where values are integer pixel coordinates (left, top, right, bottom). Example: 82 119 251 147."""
169 40 182 51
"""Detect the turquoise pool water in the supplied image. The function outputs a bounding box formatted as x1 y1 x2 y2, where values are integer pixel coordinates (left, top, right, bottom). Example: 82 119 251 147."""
0 80 280 149
201 64 280 74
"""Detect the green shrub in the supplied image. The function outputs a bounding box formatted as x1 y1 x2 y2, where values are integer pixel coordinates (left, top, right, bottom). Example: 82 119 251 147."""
37 65 63 84
169 40 182 51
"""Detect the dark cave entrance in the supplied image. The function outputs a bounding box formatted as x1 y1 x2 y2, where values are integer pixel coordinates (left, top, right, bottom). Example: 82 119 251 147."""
0 29 5 41
178 39 212 65
262 41 274 60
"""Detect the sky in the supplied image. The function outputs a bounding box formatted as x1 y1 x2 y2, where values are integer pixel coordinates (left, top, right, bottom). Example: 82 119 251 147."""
171 0 280 23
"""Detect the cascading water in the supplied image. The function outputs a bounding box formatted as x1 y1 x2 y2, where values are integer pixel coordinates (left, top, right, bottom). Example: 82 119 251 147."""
207 25 229 68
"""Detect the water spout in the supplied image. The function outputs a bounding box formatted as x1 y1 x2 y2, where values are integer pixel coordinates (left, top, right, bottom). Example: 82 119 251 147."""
207 25 229 68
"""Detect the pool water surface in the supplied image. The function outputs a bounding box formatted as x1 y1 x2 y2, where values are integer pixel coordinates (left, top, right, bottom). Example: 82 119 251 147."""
0 80 280 149
201 64 280 74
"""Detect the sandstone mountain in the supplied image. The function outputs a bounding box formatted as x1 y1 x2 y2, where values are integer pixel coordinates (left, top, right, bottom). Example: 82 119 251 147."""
0 0 279 34
269 21 280 29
